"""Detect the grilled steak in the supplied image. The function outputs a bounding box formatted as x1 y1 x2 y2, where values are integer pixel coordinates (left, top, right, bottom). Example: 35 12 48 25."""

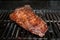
9 5 48 37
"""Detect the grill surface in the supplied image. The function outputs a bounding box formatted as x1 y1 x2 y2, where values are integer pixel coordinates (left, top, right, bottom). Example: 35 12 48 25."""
0 10 60 40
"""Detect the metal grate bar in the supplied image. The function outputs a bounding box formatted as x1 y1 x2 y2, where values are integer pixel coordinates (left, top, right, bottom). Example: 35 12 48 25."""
11 24 17 38
43 13 46 21
50 22 56 38
0 12 10 20
52 13 57 21
57 22 60 31
58 13 60 19
53 22 59 33
45 13 54 22
50 22 57 38
49 13 53 20
49 13 54 22
47 22 53 33
1 13 4 20
54 13 60 21
46 32 51 39
51 13 56 21
46 13 50 21
52 22 60 38
0 13 4 20
15 27 20 38
1 23 10 38
2 13 7 20
45 13 49 20
6 23 14 38
5 13 9 20
46 22 55 39
54 22 60 38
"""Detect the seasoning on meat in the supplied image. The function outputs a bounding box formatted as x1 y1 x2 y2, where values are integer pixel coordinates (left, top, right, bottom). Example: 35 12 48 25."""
9 5 48 37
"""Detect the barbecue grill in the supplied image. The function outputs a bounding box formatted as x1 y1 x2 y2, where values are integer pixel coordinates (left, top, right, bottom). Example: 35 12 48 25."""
0 1 60 40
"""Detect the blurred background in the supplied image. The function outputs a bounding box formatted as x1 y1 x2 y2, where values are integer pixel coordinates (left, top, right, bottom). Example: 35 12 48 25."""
0 0 60 10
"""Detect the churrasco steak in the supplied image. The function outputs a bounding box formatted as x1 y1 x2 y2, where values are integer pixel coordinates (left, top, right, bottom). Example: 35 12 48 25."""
9 5 48 37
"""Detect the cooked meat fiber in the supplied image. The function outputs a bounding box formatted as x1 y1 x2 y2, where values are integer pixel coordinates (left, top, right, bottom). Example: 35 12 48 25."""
9 5 48 37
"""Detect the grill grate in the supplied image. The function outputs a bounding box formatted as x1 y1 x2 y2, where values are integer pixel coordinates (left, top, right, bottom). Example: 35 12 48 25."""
0 10 60 40
0 21 60 40
43 13 60 22
0 21 19 39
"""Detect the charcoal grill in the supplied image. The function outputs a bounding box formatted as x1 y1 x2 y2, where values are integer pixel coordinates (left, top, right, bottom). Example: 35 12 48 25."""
0 9 60 40
0 1 60 40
